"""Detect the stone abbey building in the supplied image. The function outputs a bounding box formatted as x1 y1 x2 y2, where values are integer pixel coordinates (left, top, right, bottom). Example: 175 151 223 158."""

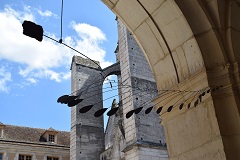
2 0 240 159
70 18 168 160
0 18 168 160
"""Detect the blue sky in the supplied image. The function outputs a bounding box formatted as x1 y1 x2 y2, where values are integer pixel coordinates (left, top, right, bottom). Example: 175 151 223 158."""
0 0 118 131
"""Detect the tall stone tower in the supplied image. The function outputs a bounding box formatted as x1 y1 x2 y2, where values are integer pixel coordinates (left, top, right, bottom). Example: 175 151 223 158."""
70 56 105 160
116 19 168 159
101 19 168 160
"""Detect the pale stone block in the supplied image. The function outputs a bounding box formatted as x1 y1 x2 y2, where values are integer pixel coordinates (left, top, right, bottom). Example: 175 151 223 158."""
161 15 193 50
101 0 114 9
164 103 222 156
182 37 204 75
205 99 221 137
126 133 135 142
153 54 178 89
114 0 148 31
134 21 164 65
174 46 190 80
110 0 118 5
152 0 183 27
139 0 165 14
145 18 169 56
173 139 226 160
147 0 193 50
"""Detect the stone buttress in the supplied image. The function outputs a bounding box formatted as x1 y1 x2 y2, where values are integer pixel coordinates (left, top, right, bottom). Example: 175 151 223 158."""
70 56 104 160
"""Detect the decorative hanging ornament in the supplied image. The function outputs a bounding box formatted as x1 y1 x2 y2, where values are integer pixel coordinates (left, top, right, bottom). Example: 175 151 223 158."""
22 20 43 42
68 99 83 107
145 106 153 114
57 95 69 104
156 107 163 114
179 103 184 110
107 107 119 116
126 110 134 119
94 108 108 117
167 105 173 112
134 107 143 114
79 105 94 113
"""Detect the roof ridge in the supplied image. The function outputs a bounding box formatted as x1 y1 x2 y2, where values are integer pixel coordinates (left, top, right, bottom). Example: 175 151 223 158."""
5 124 70 132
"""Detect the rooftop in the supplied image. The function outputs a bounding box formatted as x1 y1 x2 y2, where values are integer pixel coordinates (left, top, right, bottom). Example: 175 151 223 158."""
0 123 70 147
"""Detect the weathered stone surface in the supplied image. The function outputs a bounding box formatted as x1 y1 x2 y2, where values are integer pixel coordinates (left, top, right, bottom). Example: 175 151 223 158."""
102 0 240 159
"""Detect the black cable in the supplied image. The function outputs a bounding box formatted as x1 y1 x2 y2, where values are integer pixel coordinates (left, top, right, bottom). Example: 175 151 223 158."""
43 34 102 70
59 0 64 43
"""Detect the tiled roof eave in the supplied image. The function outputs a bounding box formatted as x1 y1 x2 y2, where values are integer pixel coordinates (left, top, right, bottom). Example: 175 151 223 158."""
0 139 70 149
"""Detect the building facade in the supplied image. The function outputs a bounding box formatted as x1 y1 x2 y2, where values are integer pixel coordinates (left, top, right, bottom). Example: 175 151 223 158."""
0 122 70 160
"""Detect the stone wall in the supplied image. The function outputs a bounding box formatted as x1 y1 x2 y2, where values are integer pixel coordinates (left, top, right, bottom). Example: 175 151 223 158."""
116 18 168 160
70 56 104 160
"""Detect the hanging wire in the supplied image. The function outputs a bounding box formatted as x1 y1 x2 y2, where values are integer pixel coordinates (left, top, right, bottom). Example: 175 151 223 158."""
77 85 197 117
124 86 212 118
158 87 210 116
43 34 101 69
59 0 64 43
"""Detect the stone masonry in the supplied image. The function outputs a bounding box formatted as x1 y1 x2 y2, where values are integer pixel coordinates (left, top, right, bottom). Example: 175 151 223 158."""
70 56 120 160
70 56 105 160
70 18 168 159
115 18 168 160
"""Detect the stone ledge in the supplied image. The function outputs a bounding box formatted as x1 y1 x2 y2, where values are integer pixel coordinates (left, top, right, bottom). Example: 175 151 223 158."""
122 140 167 153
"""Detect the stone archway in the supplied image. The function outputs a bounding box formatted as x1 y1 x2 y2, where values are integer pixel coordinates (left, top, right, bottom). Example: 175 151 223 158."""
102 0 240 159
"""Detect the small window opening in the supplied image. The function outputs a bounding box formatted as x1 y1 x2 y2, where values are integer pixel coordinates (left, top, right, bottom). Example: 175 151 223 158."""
47 156 59 160
19 154 32 160
49 134 55 142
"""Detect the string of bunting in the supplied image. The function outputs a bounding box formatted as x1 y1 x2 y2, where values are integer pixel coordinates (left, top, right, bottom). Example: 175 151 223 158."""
57 84 224 119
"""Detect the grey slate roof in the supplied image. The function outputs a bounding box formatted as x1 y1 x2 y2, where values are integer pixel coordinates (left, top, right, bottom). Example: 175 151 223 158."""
1 124 70 147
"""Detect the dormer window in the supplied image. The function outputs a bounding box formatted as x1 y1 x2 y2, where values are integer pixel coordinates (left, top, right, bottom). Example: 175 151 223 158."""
41 127 58 144
49 134 55 142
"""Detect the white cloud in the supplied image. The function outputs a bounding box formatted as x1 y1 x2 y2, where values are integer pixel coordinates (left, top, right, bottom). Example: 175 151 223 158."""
62 72 71 80
0 6 113 89
0 66 12 92
2 5 35 22
37 9 57 18
69 21 112 67
71 22 106 41
26 77 37 84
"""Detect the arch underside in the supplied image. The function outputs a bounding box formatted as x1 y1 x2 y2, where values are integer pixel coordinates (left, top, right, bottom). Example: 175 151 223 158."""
102 0 240 160
102 0 240 90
